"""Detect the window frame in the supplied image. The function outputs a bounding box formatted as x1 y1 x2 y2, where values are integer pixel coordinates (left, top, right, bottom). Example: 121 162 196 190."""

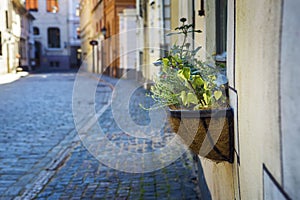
47 27 61 49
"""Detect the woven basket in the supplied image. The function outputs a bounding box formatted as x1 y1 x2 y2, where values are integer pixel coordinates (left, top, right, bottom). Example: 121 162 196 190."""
168 107 234 163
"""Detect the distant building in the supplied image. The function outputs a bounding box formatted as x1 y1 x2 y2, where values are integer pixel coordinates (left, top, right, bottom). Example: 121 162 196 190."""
79 0 103 73
79 0 135 77
136 0 171 84
0 0 35 74
26 0 81 70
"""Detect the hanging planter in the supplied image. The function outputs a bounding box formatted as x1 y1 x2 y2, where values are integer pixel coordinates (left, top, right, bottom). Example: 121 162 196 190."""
168 107 234 163
142 18 235 163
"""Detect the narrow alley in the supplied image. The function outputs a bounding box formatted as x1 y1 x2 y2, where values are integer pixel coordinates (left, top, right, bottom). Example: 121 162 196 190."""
1 0 300 199
0 72 203 199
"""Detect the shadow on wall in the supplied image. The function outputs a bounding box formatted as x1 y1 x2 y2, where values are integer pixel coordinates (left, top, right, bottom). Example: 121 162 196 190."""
194 155 212 200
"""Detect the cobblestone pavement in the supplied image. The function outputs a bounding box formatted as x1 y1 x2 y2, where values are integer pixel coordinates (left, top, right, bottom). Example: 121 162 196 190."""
0 72 202 199
0 73 77 199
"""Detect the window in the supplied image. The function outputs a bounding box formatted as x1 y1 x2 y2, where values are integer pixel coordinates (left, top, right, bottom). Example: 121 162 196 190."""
50 61 60 67
76 27 80 39
215 0 227 55
47 0 59 13
20 39 26 59
33 27 40 35
48 28 60 48
5 11 11 29
26 0 38 12
0 32 2 56
76 4 80 16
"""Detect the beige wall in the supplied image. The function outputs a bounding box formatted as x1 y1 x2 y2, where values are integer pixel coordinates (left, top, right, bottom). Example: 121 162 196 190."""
79 0 93 71
205 0 216 59
194 0 206 61
195 1 235 199
235 0 282 199
199 159 235 199
195 0 286 199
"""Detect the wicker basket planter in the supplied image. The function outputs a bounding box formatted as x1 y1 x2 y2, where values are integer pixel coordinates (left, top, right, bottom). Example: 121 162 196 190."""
168 107 234 163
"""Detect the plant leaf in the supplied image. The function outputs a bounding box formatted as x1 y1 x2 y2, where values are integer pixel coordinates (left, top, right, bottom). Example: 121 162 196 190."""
162 58 169 66
214 90 222 100
192 75 204 88
203 93 209 105
191 46 202 56
180 91 187 106
177 67 190 80
186 92 199 105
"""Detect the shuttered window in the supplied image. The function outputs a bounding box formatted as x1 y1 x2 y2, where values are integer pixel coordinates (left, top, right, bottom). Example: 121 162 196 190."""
26 0 38 12
47 0 59 13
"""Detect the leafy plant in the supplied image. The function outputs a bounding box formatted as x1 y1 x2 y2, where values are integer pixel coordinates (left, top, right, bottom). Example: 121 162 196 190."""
147 18 228 110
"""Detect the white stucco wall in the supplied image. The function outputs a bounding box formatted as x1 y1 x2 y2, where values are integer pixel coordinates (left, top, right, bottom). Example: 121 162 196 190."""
0 1 7 74
0 0 28 73
119 9 137 72
31 0 69 56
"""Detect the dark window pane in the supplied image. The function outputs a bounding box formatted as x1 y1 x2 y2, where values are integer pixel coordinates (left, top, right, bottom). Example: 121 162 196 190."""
216 0 227 54
48 28 60 48
33 27 39 35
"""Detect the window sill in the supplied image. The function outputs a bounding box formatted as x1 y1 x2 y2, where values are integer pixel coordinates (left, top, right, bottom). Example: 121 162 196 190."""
46 48 63 51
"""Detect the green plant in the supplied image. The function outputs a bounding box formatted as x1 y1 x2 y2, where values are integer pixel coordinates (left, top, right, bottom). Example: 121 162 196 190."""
148 18 228 110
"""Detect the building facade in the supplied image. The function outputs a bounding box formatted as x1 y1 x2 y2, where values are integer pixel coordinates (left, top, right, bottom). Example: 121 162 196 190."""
137 0 300 199
79 0 135 77
67 0 81 69
77 0 300 198
79 0 103 73
136 0 171 85
26 0 81 70
0 0 34 74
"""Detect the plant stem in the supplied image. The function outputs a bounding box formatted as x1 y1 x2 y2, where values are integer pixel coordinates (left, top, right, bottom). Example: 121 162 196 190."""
180 32 187 57
186 79 205 107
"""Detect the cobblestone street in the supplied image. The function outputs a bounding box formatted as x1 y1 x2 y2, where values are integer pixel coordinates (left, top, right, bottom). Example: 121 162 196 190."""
0 72 202 199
